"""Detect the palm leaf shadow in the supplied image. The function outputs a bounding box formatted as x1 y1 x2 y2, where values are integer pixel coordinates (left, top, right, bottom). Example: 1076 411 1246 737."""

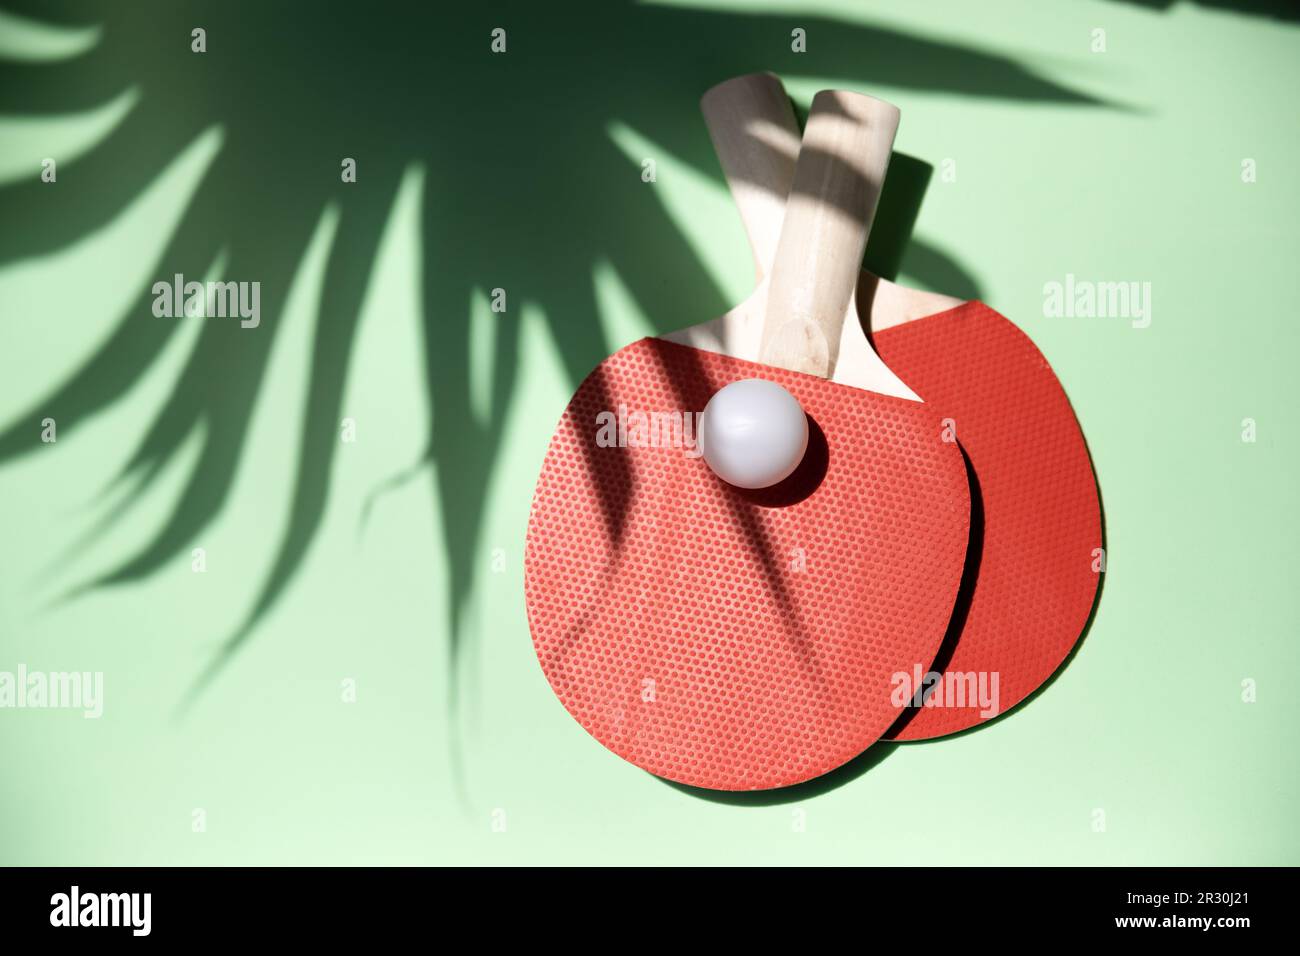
0 1 1116 782
1107 0 1300 22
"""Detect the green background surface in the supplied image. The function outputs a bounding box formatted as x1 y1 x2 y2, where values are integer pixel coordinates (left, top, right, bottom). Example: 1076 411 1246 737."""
0 0 1296 865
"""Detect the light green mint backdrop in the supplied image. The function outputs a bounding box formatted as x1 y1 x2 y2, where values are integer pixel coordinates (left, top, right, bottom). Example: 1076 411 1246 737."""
0 0 1296 864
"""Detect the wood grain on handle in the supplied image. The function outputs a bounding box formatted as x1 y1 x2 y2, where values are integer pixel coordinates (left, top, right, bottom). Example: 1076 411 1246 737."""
700 73 799 282
760 91 898 379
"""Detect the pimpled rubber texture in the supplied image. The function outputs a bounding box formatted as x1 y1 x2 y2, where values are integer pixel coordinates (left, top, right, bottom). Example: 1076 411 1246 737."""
874 302 1102 741
525 338 970 791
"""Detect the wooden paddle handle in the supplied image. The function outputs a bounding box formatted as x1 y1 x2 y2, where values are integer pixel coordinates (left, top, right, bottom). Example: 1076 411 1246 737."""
758 90 898 378
700 73 800 282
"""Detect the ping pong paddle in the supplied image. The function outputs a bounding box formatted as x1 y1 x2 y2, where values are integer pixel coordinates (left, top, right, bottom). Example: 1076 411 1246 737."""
702 72 1103 740
525 90 971 790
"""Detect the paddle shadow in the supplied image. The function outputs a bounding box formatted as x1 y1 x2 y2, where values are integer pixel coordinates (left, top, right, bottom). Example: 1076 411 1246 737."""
659 740 900 807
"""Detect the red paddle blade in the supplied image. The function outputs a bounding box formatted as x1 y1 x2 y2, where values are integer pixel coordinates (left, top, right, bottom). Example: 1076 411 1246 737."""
525 338 970 790
875 303 1103 741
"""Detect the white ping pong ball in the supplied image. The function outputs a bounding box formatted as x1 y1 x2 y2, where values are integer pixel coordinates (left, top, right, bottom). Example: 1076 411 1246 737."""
699 378 809 489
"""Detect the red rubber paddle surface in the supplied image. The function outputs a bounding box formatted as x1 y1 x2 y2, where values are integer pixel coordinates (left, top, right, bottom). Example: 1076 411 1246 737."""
525 338 969 790
874 302 1103 741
